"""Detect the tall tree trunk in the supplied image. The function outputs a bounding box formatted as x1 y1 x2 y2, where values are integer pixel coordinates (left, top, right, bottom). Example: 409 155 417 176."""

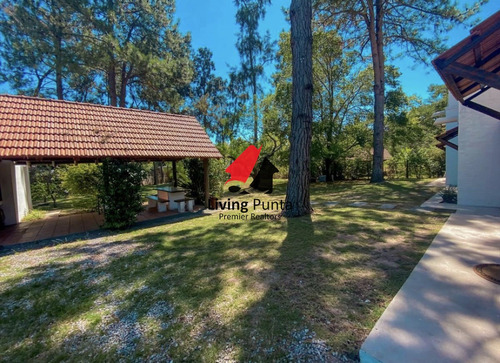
108 58 117 106
368 0 385 183
202 114 208 130
55 35 64 100
325 158 333 182
119 63 127 107
250 53 258 145
283 0 313 218
325 123 334 182
153 162 158 185
252 92 258 144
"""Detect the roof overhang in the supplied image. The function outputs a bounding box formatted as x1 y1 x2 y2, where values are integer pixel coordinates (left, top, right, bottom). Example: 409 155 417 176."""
0 94 223 162
432 11 500 120
436 126 458 150
1 156 188 165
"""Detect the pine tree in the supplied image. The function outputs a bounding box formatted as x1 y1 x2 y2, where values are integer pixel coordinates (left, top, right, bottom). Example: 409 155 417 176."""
283 0 313 217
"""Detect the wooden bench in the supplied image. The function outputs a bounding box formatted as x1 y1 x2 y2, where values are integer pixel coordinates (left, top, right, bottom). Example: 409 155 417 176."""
147 195 168 212
174 198 195 213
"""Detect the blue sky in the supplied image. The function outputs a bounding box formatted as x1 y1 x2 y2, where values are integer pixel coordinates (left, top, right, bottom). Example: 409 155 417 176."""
176 0 499 101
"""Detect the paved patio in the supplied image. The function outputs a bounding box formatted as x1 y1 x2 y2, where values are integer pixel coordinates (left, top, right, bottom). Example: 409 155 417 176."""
360 201 500 362
0 205 201 247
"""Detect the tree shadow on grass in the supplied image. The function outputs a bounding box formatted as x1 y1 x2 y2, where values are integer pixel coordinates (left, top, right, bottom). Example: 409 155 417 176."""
209 209 451 361
0 207 450 361
0 216 291 361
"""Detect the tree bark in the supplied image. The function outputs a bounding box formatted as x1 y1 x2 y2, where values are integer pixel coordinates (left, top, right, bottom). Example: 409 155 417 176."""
119 63 127 107
325 158 333 182
283 0 313 218
368 0 385 183
108 58 117 106
251 52 258 144
252 92 258 144
55 35 64 100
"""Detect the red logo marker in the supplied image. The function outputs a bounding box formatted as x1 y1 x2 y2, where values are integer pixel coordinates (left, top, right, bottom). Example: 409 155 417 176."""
225 145 262 185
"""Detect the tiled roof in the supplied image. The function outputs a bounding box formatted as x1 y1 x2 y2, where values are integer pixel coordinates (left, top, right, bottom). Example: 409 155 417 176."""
0 95 222 161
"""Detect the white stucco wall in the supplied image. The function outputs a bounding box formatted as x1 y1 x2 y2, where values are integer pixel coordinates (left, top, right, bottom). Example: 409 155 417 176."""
445 95 458 186
14 165 32 222
0 161 18 225
0 161 32 225
457 88 500 207
445 123 458 186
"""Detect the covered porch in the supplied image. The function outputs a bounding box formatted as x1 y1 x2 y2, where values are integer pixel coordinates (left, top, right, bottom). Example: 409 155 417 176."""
0 95 222 241
0 202 206 248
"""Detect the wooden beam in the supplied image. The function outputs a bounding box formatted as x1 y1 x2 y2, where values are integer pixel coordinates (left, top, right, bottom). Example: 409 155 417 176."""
463 100 500 120
453 50 500 94
436 142 446 150
445 62 500 91
441 71 465 102
437 20 500 68
438 138 458 150
436 126 458 141
472 34 482 67
203 158 209 208
172 161 177 187
436 127 459 150
464 85 490 102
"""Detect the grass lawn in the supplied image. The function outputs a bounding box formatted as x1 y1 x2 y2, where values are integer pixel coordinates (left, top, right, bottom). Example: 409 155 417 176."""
25 195 99 222
0 179 449 361
24 182 175 222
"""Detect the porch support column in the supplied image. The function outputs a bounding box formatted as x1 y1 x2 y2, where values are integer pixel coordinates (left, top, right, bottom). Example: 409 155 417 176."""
203 158 209 207
172 161 178 187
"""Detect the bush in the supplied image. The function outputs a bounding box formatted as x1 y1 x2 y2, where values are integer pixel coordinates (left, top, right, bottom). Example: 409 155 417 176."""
343 158 371 180
181 158 227 204
98 159 147 229
181 159 205 204
209 158 227 198
440 186 457 204
63 164 100 210
30 165 67 207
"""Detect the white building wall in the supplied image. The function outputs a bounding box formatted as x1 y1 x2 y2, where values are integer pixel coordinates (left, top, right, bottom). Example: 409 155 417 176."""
0 161 18 225
14 165 32 222
457 88 500 207
445 94 458 186
0 161 32 225
445 124 458 186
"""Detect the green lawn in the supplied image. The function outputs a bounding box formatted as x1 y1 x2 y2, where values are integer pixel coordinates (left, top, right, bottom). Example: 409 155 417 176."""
26 195 99 222
25 183 173 222
1 180 449 361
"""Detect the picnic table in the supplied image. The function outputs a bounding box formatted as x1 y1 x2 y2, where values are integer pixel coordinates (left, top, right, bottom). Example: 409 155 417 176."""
154 187 190 211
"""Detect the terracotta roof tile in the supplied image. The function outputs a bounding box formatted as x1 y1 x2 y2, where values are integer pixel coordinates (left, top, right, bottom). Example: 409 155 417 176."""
0 95 222 161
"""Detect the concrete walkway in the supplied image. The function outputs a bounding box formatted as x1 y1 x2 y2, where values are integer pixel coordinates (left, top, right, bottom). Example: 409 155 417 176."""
360 206 500 362
426 177 446 187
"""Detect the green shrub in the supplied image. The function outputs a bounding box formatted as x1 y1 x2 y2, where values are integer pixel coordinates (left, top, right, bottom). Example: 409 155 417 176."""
181 159 204 204
63 164 100 210
180 158 227 204
440 186 457 204
29 165 67 207
98 159 147 229
209 158 227 198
